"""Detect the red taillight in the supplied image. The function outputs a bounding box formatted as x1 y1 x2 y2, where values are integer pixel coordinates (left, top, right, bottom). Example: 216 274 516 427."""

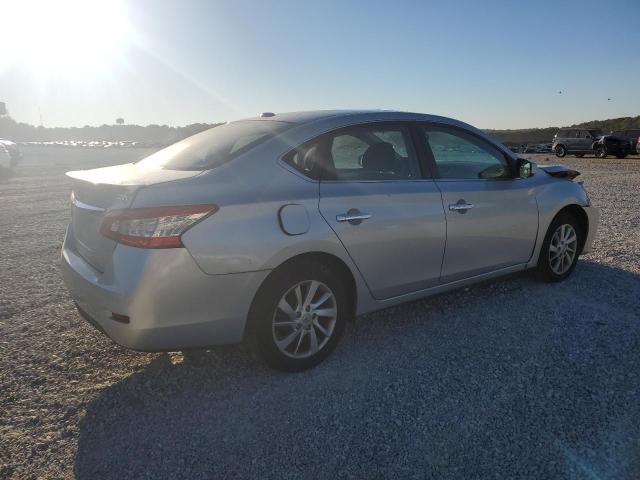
100 204 218 248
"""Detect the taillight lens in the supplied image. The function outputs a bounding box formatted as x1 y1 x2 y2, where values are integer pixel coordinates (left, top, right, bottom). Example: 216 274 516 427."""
100 204 218 248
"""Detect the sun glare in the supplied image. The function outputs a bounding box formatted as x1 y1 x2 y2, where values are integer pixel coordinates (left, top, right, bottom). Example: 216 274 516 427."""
0 0 129 77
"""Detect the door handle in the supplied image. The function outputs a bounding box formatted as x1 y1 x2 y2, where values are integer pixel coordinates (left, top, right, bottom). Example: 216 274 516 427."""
336 209 372 225
448 201 474 213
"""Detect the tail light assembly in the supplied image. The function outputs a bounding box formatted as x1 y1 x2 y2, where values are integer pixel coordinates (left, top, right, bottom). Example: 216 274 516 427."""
100 204 218 248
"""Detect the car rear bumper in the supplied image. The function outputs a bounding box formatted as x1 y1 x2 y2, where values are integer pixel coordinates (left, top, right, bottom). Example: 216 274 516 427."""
60 227 270 351
581 205 599 254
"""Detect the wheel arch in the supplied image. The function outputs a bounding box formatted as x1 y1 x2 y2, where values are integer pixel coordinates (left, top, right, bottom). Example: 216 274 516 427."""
551 204 589 254
243 251 359 341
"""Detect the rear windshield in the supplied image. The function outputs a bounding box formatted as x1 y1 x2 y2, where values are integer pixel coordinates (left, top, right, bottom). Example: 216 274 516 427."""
137 120 292 171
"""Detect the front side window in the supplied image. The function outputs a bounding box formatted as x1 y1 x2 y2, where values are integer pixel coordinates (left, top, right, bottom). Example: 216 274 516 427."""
422 126 511 180
137 120 291 171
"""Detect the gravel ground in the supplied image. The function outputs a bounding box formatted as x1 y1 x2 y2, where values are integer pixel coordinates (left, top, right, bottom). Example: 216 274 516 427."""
1 147 639 479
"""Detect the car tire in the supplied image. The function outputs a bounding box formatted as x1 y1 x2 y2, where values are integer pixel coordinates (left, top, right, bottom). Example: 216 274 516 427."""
247 260 348 372
595 146 607 158
554 145 567 158
536 212 582 283
575 154 584 158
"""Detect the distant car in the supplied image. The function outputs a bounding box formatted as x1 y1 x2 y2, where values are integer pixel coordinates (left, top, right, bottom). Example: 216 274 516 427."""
534 144 552 153
552 129 600 157
611 129 640 155
552 129 629 158
61 110 599 371
0 139 22 168
591 134 631 159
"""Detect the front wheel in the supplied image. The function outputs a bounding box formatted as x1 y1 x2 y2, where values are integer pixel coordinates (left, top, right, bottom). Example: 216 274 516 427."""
555 145 567 158
595 146 607 158
248 261 347 371
536 213 582 282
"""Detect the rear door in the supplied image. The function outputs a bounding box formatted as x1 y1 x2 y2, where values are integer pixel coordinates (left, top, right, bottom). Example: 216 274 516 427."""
417 124 538 283
316 123 446 299
576 130 593 152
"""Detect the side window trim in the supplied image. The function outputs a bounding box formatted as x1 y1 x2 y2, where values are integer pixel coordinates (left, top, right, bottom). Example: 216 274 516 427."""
417 122 516 181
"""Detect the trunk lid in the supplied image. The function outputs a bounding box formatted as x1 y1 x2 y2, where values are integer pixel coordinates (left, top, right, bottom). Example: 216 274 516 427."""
66 163 203 272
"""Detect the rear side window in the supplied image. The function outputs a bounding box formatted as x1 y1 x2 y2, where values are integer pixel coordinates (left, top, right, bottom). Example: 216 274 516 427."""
137 120 291 171
283 124 421 181
330 126 419 180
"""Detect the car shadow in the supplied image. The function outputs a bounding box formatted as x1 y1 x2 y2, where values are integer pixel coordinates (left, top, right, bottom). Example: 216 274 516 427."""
74 260 640 479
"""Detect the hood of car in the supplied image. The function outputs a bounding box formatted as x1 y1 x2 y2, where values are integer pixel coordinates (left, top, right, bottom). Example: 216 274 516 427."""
598 134 628 143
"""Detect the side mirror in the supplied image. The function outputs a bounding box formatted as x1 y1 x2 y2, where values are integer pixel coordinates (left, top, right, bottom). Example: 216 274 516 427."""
516 158 535 178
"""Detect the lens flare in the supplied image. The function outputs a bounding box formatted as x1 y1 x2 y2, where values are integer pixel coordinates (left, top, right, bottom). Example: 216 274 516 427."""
0 0 129 77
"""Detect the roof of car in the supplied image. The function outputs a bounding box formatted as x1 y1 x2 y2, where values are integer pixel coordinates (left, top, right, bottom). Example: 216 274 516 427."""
233 109 515 158
238 109 465 126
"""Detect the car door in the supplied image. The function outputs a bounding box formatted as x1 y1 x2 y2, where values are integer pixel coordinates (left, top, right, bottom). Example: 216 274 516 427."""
577 130 593 152
417 123 539 283
563 129 577 152
316 123 447 300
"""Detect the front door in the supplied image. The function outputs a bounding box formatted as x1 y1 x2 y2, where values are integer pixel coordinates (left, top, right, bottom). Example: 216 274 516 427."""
316 123 447 299
417 124 539 283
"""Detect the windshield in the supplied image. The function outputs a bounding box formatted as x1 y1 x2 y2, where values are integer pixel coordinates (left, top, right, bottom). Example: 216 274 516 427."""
137 120 292 171
588 129 604 138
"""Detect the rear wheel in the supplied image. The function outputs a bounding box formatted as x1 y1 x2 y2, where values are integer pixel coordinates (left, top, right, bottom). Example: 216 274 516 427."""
536 213 582 282
595 145 607 158
555 145 567 158
248 261 347 372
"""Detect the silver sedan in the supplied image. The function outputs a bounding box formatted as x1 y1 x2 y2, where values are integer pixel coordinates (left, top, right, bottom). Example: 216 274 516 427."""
61 110 599 371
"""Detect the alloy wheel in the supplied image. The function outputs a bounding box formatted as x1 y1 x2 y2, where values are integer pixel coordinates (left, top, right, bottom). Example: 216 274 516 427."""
548 224 578 275
272 280 338 359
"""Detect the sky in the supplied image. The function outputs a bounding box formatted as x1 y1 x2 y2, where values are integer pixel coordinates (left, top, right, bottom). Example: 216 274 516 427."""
1 0 639 129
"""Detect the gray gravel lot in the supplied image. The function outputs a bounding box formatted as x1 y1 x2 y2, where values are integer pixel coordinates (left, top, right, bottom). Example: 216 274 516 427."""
1 147 639 479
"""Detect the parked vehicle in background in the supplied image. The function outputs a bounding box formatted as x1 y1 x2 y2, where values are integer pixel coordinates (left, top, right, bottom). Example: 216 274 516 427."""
553 129 600 157
535 143 552 153
60 110 599 371
611 129 640 155
0 139 22 169
591 134 631 158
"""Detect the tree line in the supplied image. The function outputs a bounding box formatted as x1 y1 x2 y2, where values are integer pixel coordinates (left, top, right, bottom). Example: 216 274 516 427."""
2 114 639 147
487 115 640 145
0 116 222 145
